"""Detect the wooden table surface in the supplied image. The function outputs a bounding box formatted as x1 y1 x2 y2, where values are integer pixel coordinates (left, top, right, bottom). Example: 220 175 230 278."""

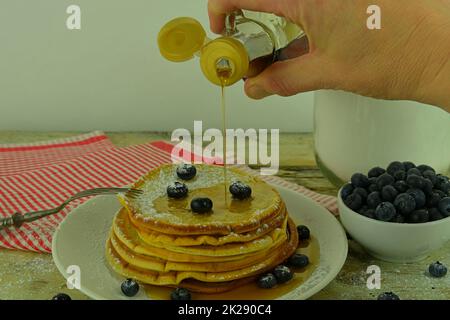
0 131 448 300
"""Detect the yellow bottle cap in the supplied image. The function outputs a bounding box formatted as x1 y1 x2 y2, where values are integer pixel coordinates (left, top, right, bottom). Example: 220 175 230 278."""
158 17 206 62
200 37 249 86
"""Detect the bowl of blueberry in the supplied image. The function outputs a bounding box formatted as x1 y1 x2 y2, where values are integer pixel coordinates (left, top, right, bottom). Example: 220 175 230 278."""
338 161 450 263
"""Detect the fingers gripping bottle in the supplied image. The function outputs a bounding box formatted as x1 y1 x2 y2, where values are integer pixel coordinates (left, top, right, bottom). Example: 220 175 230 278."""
157 11 306 86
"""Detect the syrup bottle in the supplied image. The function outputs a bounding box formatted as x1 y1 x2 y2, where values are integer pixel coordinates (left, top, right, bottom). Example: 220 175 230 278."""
157 11 307 86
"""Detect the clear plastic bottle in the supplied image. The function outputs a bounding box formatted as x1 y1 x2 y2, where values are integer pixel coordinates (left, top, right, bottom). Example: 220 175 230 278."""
158 11 306 86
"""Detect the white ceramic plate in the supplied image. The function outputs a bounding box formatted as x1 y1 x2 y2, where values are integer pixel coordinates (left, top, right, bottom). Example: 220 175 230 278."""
52 185 348 300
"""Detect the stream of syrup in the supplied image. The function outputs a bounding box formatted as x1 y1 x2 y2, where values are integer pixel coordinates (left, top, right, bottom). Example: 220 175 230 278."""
217 67 231 206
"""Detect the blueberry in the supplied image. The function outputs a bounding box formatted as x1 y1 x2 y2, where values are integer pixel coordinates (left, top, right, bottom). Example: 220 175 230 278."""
394 180 409 193
167 182 188 199
368 167 386 178
393 170 406 181
353 187 368 201
387 161 405 175
190 197 213 214
341 183 354 200
377 292 400 300
402 161 416 172
428 261 447 278
423 170 437 185
367 192 382 209
368 177 378 185
407 209 429 223
229 181 252 200
422 178 434 195
368 183 379 193
376 173 394 189
343 193 363 211
393 193 416 215
381 185 398 202
176 164 197 180
121 279 139 297
361 209 376 219
438 197 450 217
392 214 405 223
170 288 191 300
437 181 450 195
427 192 443 207
406 188 426 208
429 208 444 221
417 164 435 173
288 254 310 268
51 293 71 300
257 273 277 289
407 168 422 177
375 202 396 222
406 174 423 189
296 225 310 240
351 173 370 188
273 265 293 284
358 205 369 215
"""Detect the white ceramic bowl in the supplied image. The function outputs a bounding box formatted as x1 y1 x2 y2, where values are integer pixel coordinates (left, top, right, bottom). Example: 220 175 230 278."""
338 189 450 263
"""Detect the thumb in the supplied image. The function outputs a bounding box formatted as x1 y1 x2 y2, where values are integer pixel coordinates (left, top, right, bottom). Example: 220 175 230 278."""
244 54 332 100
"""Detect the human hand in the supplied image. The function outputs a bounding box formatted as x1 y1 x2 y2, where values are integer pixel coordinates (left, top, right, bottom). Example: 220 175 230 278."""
208 0 450 111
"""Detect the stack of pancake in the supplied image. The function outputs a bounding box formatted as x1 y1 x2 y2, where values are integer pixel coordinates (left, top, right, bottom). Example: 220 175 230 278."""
106 164 299 293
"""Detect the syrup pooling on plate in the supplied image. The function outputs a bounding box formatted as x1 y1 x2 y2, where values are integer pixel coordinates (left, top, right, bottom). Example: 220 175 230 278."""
143 236 320 300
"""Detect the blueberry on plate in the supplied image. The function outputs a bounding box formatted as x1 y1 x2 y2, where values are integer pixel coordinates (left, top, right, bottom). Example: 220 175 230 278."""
387 161 405 176
428 261 448 278
429 207 444 221
376 173 395 189
402 161 416 172
438 197 450 217
368 167 386 178
273 265 293 284
190 197 213 214
51 293 71 300
257 273 277 289
296 225 310 240
406 188 426 209
407 168 422 177
377 292 400 300
176 164 197 181
171 288 191 300
343 193 363 211
381 185 398 202
353 187 368 201
229 181 252 200
367 192 382 209
394 180 409 193
393 193 416 215
288 254 309 268
407 209 429 224
167 182 188 199
121 279 140 297
375 202 396 222
351 173 369 188
406 174 423 189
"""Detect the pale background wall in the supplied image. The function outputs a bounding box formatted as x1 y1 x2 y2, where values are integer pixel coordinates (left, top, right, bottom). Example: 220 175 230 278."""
0 0 314 132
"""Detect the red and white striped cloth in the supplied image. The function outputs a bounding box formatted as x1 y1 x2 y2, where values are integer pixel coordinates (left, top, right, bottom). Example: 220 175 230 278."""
0 132 337 253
